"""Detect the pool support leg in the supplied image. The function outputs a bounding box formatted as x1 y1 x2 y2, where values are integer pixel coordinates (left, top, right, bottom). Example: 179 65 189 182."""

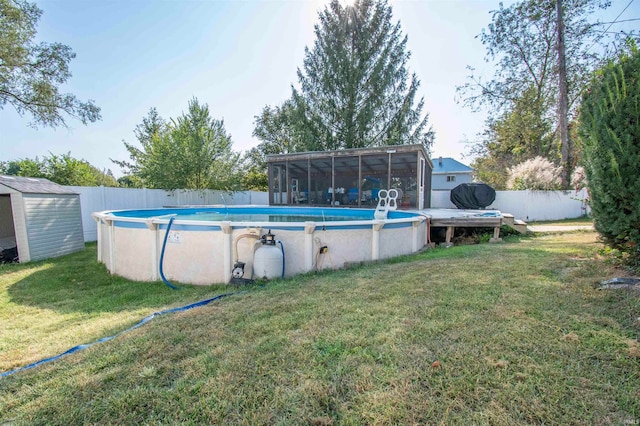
304 222 316 272
372 221 384 260
221 222 233 282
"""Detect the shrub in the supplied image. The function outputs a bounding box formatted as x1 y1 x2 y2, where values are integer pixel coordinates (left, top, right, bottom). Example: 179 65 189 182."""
579 42 640 267
506 156 562 190
570 166 588 191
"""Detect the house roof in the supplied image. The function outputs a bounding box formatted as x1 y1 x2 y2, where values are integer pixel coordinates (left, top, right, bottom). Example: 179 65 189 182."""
0 175 78 194
431 157 473 174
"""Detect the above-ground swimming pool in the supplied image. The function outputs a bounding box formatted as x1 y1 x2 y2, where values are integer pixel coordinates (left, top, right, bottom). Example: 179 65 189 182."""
93 206 428 285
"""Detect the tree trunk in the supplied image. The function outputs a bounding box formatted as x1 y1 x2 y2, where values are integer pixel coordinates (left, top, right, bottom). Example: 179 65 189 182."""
556 0 571 188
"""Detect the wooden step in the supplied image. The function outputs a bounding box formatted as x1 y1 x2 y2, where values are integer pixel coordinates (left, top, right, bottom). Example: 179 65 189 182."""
501 213 515 226
501 213 528 234
511 219 528 234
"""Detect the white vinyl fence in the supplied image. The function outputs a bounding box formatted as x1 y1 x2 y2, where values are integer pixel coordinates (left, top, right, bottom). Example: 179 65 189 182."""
70 186 588 242
66 186 268 242
431 189 589 222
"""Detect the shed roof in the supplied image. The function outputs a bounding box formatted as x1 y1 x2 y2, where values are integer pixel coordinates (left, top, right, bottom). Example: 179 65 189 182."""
432 157 473 174
0 175 78 194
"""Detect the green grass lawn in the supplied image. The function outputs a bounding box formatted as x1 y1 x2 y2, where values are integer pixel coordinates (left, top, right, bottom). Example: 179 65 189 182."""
1 234 639 424
529 216 594 227
0 243 229 373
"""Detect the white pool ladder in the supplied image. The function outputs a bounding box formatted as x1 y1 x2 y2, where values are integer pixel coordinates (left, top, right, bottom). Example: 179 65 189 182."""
374 189 398 220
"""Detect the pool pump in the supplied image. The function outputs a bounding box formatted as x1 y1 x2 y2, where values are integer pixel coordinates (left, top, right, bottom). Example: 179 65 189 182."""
260 229 276 246
229 229 284 285
230 261 253 285
253 230 284 280
231 262 246 279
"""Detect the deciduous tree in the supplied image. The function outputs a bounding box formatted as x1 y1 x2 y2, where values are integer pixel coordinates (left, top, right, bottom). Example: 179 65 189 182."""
251 101 304 168
0 0 101 128
246 100 303 188
458 0 627 188
114 99 244 191
1 153 118 186
469 86 557 188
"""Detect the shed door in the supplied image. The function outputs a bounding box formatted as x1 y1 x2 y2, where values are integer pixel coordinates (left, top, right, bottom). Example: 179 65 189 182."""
0 195 18 262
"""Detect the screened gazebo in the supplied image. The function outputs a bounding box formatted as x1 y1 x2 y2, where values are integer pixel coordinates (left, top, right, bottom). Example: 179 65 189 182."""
266 145 433 209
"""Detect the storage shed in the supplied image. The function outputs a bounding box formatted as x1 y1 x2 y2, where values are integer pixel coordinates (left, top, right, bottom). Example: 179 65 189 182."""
0 175 84 262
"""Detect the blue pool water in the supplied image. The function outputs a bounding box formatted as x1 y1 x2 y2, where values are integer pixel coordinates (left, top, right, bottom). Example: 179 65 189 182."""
110 206 419 223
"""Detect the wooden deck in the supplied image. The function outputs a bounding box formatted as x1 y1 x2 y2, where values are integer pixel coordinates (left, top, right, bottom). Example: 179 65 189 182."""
419 209 527 246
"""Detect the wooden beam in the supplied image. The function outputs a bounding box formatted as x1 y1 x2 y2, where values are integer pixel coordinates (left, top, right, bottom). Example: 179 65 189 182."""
445 226 454 244
360 158 374 173
288 163 307 175
430 218 502 227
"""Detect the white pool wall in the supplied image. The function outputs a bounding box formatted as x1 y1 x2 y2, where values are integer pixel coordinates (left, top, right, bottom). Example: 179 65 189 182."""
94 208 427 285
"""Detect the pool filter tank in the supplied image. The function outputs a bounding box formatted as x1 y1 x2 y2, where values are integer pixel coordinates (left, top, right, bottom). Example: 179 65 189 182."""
253 230 283 279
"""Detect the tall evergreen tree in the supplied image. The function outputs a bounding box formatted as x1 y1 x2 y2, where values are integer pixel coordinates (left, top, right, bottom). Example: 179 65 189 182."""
579 42 640 266
261 0 433 153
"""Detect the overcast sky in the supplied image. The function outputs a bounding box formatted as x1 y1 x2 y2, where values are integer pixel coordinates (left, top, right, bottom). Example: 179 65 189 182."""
1 0 637 177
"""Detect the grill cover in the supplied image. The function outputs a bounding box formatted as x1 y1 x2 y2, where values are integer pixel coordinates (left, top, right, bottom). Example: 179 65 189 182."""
450 183 496 209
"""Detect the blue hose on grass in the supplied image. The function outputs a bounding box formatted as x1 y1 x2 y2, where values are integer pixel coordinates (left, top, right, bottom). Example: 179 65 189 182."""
277 240 285 278
159 216 179 290
0 291 243 379
2 235 283 379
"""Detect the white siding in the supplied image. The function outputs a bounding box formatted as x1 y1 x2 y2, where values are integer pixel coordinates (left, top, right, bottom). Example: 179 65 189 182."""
23 194 84 261
431 173 473 191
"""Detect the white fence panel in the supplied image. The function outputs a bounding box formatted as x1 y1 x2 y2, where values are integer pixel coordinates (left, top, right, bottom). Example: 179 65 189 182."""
430 191 457 209
67 186 270 242
169 190 224 206
248 191 269 205
70 185 587 242
430 188 589 221
490 189 589 221
67 186 171 242
166 190 268 206
67 187 107 242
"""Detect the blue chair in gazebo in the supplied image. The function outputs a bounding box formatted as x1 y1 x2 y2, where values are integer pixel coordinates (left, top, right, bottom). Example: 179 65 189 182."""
348 188 359 204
